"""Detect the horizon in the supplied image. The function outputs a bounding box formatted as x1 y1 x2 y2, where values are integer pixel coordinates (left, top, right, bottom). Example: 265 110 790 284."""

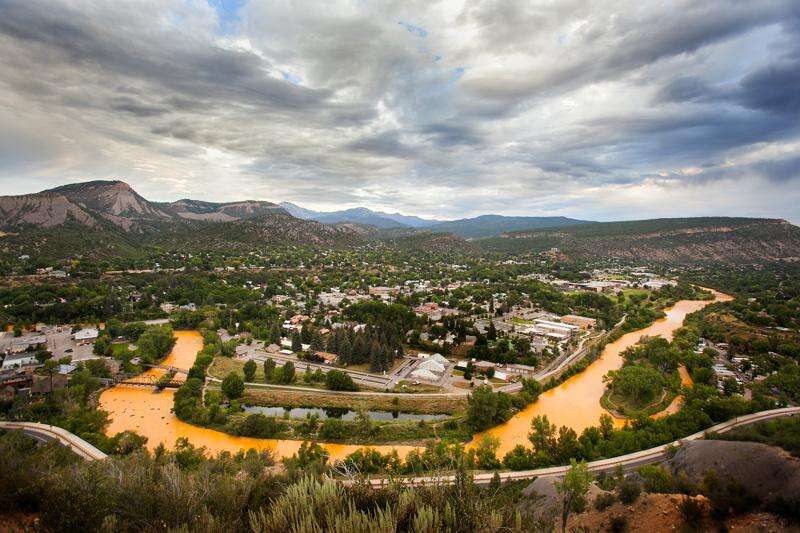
1 1 799 224
5 177 797 225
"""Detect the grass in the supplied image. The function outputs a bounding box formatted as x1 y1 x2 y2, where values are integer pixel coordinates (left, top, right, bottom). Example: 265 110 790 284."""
340 358 405 374
240 386 467 415
394 380 445 393
600 382 679 418
620 288 652 304
110 342 134 358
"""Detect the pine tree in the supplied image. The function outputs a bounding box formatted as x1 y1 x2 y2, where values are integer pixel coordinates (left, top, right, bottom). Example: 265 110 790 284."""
291 330 302 352
339 338 352 364
487 321 497 341
311 329 325 352
269 323 282 345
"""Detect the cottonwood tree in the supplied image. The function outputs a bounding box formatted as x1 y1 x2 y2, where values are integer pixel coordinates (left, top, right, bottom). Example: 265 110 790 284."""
556 460 592 533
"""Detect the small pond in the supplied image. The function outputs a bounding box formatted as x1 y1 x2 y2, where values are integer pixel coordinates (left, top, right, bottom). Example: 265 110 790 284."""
243 405 449 421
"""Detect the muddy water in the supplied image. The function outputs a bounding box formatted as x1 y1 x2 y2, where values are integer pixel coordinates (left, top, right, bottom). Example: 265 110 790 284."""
470 290 731 457
99 331 416 460
100 291 729 461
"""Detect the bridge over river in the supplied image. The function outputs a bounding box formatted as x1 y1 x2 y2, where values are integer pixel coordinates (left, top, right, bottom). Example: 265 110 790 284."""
97 291 733 461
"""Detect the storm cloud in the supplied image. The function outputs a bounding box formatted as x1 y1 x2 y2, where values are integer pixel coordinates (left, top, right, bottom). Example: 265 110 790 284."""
0 0 798 223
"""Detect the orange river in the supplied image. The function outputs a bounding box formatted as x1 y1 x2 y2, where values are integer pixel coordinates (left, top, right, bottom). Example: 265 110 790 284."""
99 290 731 460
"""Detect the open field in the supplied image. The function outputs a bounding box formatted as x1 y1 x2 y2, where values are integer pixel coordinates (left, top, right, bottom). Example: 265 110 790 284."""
239 386 467 415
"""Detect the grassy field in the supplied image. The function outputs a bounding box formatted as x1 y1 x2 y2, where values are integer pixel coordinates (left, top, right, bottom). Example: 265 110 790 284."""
342 358 405 374
240 386 467 415
620 288 652 304
110 342 134 358
600 387 679 418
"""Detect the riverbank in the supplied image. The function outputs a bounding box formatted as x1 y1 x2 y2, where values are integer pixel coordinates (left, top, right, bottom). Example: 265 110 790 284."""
469 289 731 458
98 290 729 461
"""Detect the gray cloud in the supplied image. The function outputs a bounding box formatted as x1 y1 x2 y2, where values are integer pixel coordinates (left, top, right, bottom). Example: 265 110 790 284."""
0 0 798 223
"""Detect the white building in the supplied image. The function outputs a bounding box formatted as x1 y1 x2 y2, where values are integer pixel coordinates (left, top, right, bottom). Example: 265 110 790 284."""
73 328 99 344
1 353 38 370
410 368 439 381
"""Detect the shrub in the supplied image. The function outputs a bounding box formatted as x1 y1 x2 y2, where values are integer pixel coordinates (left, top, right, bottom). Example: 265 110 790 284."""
679 496 705 529
638 465 674 493
318 419 347 440
235 413 285 438
325 370 358 391
594 492 616 511
610 515 629 533
221 372 244 399
617 478 641 504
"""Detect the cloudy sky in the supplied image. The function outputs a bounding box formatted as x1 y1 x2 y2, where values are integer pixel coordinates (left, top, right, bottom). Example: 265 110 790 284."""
1 0 799 222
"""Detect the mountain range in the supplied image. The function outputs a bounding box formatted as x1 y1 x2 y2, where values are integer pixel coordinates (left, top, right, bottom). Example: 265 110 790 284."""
481 217 800 263
279 202 590 237
1 180 799 264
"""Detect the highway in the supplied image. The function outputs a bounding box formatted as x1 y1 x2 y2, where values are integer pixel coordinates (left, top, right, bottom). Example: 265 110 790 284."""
0 421 108 461
362 406 800 487
2 407 797 480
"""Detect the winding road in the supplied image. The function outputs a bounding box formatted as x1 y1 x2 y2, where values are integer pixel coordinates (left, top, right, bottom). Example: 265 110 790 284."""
4 407 798 490
364 406 800 486
0 421 108 460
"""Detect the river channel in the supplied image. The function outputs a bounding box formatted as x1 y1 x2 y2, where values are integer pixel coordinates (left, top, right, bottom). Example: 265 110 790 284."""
99 290 730 461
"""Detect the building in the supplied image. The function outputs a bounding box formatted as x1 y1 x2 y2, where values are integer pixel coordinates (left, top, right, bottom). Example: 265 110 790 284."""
417 358 446 374
9 333 48 353
314 351 339 364
73 328 99 344
533 319 579 336
31 374 69 394
409 368 439 381
368 286 395 300
642 279 677 290
561 315 597 330
1 353 38 371
504 363 537 377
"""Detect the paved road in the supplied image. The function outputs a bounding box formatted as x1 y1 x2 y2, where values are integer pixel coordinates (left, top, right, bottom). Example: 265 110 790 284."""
362 406 800 487
0 421 108 460
4 406 797 479
245 352 396 388
205 375 469 398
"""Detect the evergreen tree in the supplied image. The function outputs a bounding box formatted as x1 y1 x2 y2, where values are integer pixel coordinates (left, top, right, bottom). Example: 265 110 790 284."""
269 323 282 345
282 361 295 384
243 359 257 382
310 330 324 352
291 330 302 352
263 358 275 383
487 321 497 341
300 324 312 344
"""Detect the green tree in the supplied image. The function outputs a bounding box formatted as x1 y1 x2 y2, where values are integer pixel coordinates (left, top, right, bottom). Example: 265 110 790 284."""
354 409 374 438
529 415 558 459
291 330 302 352
556 460 593 533
325 370 358 391
35 349 53 365
93 336 111 356
606 364 664 404
466 385 510 432
318 418 346 440
221 372 244 399
243 359 256 382
263 358 275 383
281 361 295 384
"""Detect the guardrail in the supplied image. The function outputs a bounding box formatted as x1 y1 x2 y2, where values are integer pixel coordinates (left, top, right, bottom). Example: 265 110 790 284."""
0 421 108 460
361 406 800 487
